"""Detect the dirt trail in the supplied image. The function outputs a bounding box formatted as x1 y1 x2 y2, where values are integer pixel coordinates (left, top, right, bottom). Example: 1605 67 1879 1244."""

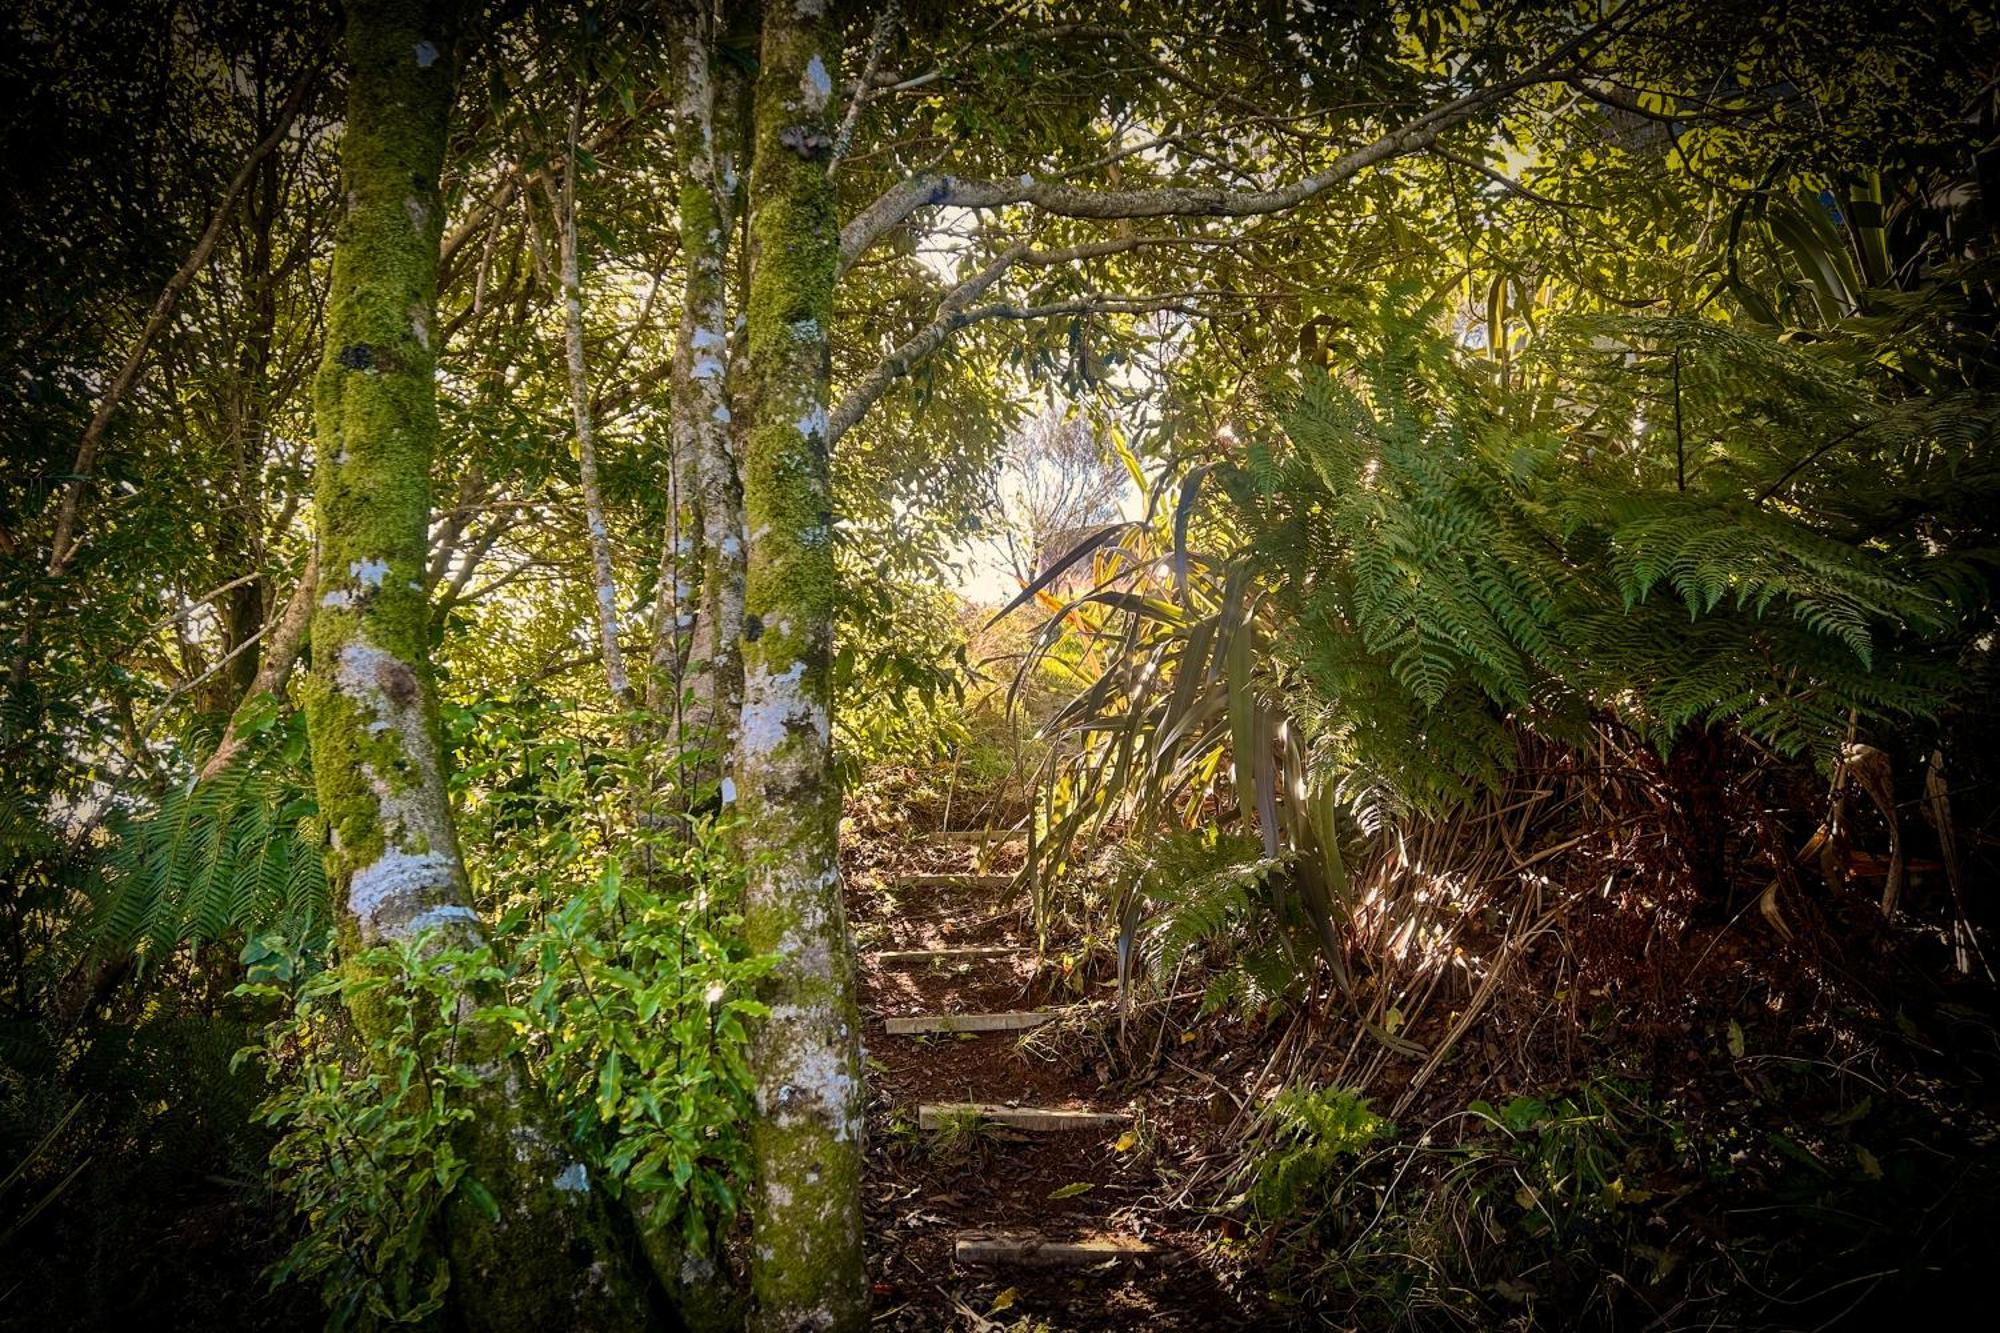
847 830 1266 1330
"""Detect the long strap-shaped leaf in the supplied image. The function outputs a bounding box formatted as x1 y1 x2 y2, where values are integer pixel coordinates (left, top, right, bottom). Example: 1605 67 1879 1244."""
985 521 1138 627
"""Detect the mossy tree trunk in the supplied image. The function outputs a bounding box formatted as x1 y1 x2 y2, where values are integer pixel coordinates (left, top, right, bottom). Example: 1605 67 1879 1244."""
305 3 651 1326
652 2 750 789
738 1 868 1327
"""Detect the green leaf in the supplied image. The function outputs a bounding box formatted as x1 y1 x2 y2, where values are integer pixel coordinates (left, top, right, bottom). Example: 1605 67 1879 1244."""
597 1050 624 1120
458 1176 500 1223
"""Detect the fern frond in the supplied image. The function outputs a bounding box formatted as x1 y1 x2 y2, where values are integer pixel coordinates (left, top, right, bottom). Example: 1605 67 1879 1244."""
88 761 329 968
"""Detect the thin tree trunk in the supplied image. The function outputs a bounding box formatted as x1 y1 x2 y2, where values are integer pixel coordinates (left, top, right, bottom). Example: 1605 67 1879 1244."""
305 5 648 1326
198 548 317 781
554 91 635 714
740 3 868 1327
707 9 754 765
215 54 288 712
654 1 748 778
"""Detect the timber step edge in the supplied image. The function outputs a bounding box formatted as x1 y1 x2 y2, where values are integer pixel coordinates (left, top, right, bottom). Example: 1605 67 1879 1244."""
953 1233 1161 1268
887 872 1014 890
884 1011 1056 1035
917 1103 1131 1131
869 945 1027 965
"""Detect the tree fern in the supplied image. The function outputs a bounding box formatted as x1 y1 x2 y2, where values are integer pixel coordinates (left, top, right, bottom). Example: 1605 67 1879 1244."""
1107 828 1300 1012
89 760 329 967
1016 288 1993 1010
1227 289 1992 806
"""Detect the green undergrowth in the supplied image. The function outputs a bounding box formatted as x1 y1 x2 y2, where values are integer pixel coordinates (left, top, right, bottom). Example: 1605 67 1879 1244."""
834 581 970 775
85 708 330 974
1240 1054 2000 1329
923 1104 998 1166
237 848 773 1326
227 703 778 1327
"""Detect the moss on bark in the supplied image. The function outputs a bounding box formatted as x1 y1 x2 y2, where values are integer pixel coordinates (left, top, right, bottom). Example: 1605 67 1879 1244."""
656 0 749 781
307 4 656 1327
737 2 868 1329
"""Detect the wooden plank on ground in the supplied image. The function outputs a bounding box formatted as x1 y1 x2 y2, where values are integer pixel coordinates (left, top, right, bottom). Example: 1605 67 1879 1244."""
918 1103 1130 1132
870 945 1026 965
885 1011 1054 1035
888 873 1013 891
954 1233 1159 1268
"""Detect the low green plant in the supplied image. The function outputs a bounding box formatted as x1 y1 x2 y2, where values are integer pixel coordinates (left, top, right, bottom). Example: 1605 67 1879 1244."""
1249 1084 1390 1225
832 577 973 781
926 1105 996 1164
445 696 776 1250
1241 1062 2000 1328
89 714 330 968
1107 828 1300 1014
1466 1078 1672 1242
237 935 497 1329
516 848 773 1250
239 811 773 1325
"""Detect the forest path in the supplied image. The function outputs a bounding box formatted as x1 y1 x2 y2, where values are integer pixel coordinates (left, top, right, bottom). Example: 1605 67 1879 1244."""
846 828 1262 1330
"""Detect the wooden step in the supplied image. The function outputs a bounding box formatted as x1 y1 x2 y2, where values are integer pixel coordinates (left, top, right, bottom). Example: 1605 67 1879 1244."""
884 1011 1054 1035
918 1103 1130 1132
887 873 1013 891
954 1232 1159 1269
870 945 1026 966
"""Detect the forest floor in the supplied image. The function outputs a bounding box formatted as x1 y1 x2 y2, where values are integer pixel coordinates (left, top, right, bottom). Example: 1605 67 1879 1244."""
846 827 1269 1330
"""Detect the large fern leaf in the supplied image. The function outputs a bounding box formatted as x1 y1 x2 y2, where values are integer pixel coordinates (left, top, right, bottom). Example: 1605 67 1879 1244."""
88 763 329 967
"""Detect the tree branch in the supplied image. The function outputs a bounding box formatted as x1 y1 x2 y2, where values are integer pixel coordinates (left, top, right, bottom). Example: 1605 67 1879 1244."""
438 99 654 283
830 291 1203 447
837 27 1615 275
197 549 318 780
1757 418 1875 504
828 0 900 178
828 230 1247 444
1430 147 1580 209
551 89 635 712
46 56 322 576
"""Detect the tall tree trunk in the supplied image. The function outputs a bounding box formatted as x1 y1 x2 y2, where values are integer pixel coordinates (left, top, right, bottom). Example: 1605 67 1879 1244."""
216 54 287 712
554 89 636 713
655 0 748 780
305 4 649 1326
739 3 867 1328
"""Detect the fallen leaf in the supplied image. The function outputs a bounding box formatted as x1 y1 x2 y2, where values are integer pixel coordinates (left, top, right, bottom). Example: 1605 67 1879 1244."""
1049 1181 1094 1199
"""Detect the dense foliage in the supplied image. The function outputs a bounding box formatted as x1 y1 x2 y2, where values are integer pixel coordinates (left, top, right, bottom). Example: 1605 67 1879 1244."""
5 0 2000 1327
1233 294 1995 810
